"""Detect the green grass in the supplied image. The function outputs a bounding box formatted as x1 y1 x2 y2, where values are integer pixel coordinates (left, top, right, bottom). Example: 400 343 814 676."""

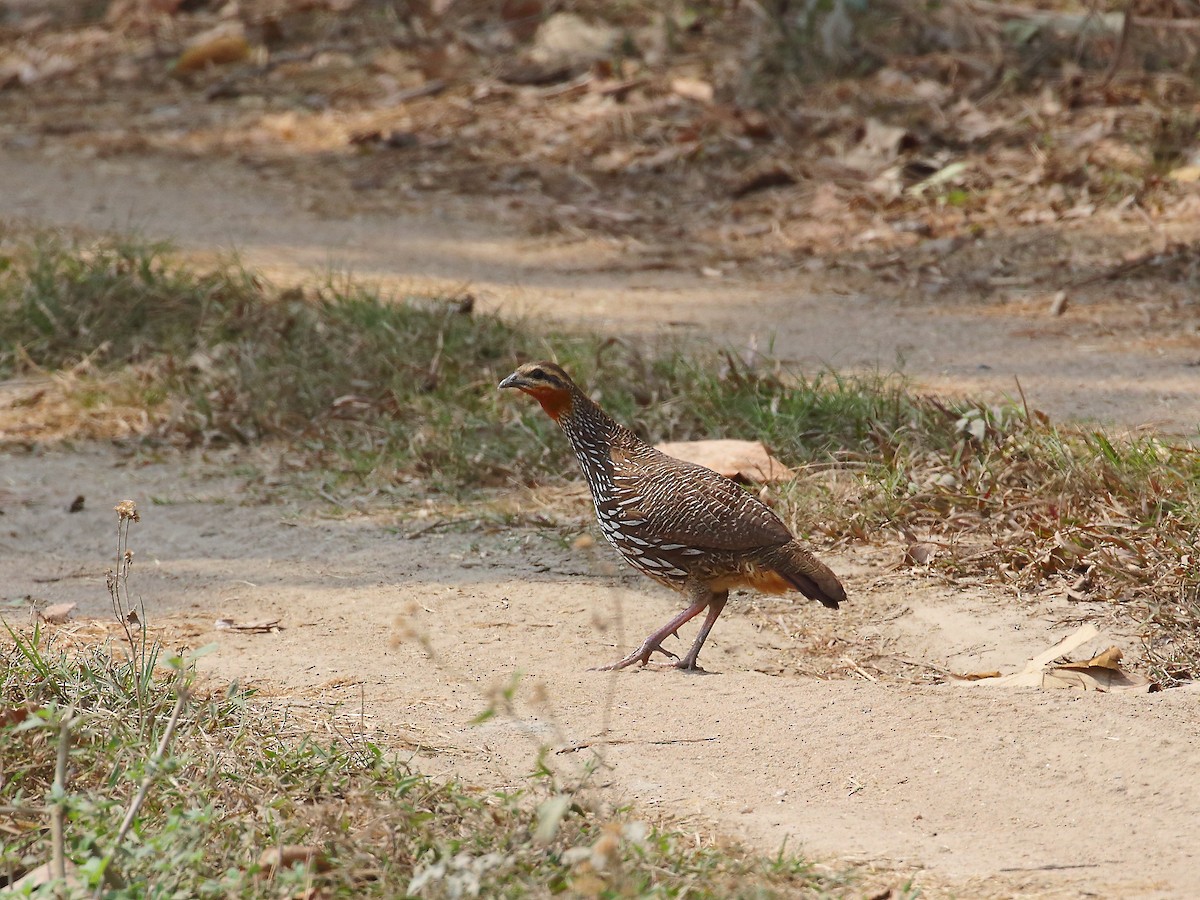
0 235 935 491
0 627 851 897
3 233 1199 683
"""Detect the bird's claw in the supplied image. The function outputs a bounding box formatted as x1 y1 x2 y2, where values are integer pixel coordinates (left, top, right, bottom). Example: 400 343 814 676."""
591 639 677 671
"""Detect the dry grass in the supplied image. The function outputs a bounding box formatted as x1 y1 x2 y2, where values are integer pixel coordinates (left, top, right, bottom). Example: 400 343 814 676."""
1 626 863 897
0 500 858 897
1 627 849 898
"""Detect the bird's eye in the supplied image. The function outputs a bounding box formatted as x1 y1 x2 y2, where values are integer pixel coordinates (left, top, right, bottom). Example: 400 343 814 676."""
528 366 546 380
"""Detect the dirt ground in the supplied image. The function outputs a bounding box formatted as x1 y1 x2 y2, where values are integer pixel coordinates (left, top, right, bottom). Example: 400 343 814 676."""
3 444 1200 899
3 11 1200 890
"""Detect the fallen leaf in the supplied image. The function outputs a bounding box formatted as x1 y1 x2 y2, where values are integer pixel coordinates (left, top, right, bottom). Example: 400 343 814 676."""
844 119 914 175
1169 165 1200 184
0 702 37 729
39 602 76 624
530 13 618 67
501 0 544 42
948 98 1006 142
671 77 713 104
1041 665 1150 693
907 160 968 196
1059 645 1124 671
905 542 937 565
8 861 82 891
959 623 1099 687
258 845 329 876
959 626 1150 693
175 31 251 74
655 439 792 484
731 165 795 199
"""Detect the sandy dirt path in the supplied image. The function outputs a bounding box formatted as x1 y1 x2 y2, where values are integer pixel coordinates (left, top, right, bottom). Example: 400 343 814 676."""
4 449 1198 898
3 147 1199 435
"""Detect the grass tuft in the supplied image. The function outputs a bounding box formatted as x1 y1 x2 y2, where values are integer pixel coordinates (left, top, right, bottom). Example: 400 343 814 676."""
0 628 847 897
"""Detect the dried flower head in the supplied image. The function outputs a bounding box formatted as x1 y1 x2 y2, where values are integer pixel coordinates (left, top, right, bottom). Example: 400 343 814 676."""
114 500 140 522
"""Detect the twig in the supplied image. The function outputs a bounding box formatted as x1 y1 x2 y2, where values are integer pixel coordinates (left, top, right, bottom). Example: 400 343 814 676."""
424 321 446 390
1013 375 1032 428
1103 0 1135 85
94 689 189 899
968 0 1200 31
405 516 476 539
1063 242 1187 289
839 656 879 682
556 736 718 754
0 804 48 816
50 709 74 883
391 79 447 103
203 41 359 100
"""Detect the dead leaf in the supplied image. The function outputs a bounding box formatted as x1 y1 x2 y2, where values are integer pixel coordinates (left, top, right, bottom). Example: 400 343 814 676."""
0 702 37 729
8 861 82 891
905 542 937 565
960 623 1099 687
960 627 1151 693
175 31 251 75
844 119 914 175
501 0 544 42
671 77 713 104
1169 165 1200 184
655 439 793 484
1043 645 1150 692
1042 665 1150 693
948 99 1006 142
1059 645 1123 671
731 166 795 199
39 602 76 624
258 845 329 877
530 13 618 67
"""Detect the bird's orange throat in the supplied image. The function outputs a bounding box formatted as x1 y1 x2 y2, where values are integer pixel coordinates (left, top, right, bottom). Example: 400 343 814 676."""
527 387 573 421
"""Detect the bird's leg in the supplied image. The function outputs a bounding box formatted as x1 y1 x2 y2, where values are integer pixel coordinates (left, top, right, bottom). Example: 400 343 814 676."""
593 596 710 671
675 590 728 672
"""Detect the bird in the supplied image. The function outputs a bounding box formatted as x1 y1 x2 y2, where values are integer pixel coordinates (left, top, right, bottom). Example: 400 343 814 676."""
498 360 845 672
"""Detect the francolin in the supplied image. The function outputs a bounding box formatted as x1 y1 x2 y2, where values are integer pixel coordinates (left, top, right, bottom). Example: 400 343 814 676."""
499 361 845 672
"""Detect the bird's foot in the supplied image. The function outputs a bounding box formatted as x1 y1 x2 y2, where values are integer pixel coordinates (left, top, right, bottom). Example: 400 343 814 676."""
591 639 678 671
673 653 708 673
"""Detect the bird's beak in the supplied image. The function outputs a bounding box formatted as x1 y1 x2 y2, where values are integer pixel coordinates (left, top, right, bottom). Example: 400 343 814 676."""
498 372 523 391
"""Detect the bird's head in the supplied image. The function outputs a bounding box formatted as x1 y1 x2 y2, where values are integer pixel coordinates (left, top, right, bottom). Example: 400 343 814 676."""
498 361 577 420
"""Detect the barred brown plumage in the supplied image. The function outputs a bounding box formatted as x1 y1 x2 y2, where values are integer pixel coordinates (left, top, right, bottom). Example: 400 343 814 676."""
499 361 845 672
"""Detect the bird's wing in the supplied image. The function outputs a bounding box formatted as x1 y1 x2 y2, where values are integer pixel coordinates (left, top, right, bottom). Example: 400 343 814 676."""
609 446 792 551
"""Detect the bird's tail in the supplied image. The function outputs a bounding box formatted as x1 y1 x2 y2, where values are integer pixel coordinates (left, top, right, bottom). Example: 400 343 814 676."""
772 541 846 609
